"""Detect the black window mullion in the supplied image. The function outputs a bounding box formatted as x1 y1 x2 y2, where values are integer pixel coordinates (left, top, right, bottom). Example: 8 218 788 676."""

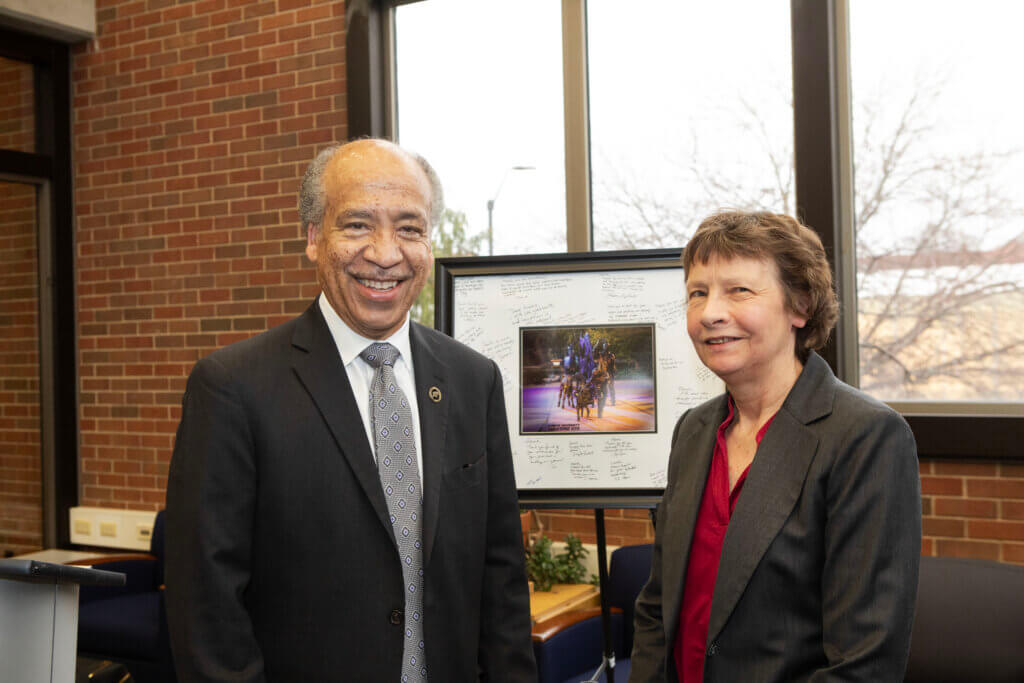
0 149 51 177
46 40 77 548
790 0 844 377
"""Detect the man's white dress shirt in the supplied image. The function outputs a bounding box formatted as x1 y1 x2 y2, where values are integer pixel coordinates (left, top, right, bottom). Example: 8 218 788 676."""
318 295 424 481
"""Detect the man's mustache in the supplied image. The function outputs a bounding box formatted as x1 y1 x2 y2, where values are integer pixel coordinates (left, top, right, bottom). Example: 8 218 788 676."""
347 267 415 281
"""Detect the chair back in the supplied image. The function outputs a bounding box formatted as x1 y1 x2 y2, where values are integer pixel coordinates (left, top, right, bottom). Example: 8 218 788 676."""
150 510 166 587
904 556 1024 682
607 544 653 656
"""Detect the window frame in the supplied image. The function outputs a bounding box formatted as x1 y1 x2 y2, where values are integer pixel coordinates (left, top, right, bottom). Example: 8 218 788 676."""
0 26 79 545
366 0 1022 459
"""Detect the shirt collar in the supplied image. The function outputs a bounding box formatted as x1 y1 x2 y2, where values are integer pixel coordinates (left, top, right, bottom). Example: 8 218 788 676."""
317 294 413 368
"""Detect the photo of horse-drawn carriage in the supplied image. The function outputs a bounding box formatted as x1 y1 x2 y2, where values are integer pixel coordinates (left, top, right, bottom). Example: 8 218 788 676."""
520 324 656 434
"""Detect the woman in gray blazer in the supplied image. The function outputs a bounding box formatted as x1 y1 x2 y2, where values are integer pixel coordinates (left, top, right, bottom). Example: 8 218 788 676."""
630 211 921 682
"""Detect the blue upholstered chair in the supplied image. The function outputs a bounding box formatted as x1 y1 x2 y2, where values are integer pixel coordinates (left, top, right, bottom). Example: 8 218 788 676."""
533 544 653 683
74 510 175 682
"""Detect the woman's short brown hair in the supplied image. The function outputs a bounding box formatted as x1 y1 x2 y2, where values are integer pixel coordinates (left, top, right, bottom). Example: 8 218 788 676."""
682 211 839 361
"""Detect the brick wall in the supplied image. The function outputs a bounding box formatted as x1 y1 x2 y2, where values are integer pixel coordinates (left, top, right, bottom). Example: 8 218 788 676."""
71 0 345 510
537 508 654 549
0 180 42 556
920 461 1024 564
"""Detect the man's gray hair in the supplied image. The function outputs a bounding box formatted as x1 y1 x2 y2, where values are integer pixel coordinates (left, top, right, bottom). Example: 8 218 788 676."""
298 140 445 234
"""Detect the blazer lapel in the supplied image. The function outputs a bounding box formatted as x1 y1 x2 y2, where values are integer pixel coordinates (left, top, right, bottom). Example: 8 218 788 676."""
661 397 728 645
290 301 395 542
409 323 449 568
706 353 835 644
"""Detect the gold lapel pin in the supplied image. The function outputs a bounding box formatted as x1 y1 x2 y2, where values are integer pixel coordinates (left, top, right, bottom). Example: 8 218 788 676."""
428 386 442 403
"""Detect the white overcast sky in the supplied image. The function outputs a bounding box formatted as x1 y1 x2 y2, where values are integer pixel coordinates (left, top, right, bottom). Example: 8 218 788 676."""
395 1 1024 256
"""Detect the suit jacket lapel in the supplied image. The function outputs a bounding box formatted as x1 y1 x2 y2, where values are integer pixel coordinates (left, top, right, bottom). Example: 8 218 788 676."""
290 301 395 542
661 397 727 646
707 353 835 644
410 323 449 568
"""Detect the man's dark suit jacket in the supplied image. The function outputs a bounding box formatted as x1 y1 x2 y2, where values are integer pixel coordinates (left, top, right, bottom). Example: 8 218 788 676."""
165 300 537 682
630 353 921 682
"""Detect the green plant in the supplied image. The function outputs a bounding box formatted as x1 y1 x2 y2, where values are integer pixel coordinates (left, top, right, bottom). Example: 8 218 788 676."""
526 533 589 592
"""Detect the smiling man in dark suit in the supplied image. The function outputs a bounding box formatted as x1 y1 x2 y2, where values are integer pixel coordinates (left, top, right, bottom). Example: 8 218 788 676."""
165 139 537 682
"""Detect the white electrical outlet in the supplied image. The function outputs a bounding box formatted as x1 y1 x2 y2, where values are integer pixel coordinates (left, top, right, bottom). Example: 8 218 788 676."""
70 507 157 550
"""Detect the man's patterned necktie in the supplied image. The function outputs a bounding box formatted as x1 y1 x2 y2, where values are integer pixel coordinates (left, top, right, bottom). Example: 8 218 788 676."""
360 342 427 682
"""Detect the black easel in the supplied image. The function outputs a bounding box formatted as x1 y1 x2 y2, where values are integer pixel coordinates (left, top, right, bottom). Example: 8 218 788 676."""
589 508 615 683
587 506 659 682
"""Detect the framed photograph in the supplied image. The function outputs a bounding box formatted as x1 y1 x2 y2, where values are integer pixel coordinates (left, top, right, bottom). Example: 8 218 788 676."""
520 323 657 435
435 249 724 506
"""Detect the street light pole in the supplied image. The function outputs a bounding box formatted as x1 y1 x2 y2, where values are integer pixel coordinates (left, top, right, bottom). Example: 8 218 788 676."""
487 165 535 256
487 198 496 257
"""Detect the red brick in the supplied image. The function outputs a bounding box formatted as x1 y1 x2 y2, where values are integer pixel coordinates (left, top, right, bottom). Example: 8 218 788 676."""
1004 501 1024 520
933 497 997 518
922 517 964 538
542 513 594 537
1003 544 1024 565
920 476 963 496
1002 465 1024 479
966 479 1024 499
935 539 1001 562
931 462 999 477
966 520 1024 542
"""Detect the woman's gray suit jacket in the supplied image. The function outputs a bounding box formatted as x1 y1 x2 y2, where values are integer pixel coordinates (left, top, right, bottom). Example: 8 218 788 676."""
630 352 921 682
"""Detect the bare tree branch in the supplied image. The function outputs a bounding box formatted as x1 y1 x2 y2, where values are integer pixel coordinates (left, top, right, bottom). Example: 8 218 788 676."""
593 80 1024 400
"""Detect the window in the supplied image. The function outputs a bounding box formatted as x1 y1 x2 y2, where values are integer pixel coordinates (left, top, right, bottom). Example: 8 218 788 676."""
589 2 794 251
394 0 567 259
383 0 1022 453
849 1 1024 403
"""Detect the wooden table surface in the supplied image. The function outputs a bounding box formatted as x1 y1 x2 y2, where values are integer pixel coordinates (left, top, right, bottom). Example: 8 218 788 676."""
530 583 600 625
